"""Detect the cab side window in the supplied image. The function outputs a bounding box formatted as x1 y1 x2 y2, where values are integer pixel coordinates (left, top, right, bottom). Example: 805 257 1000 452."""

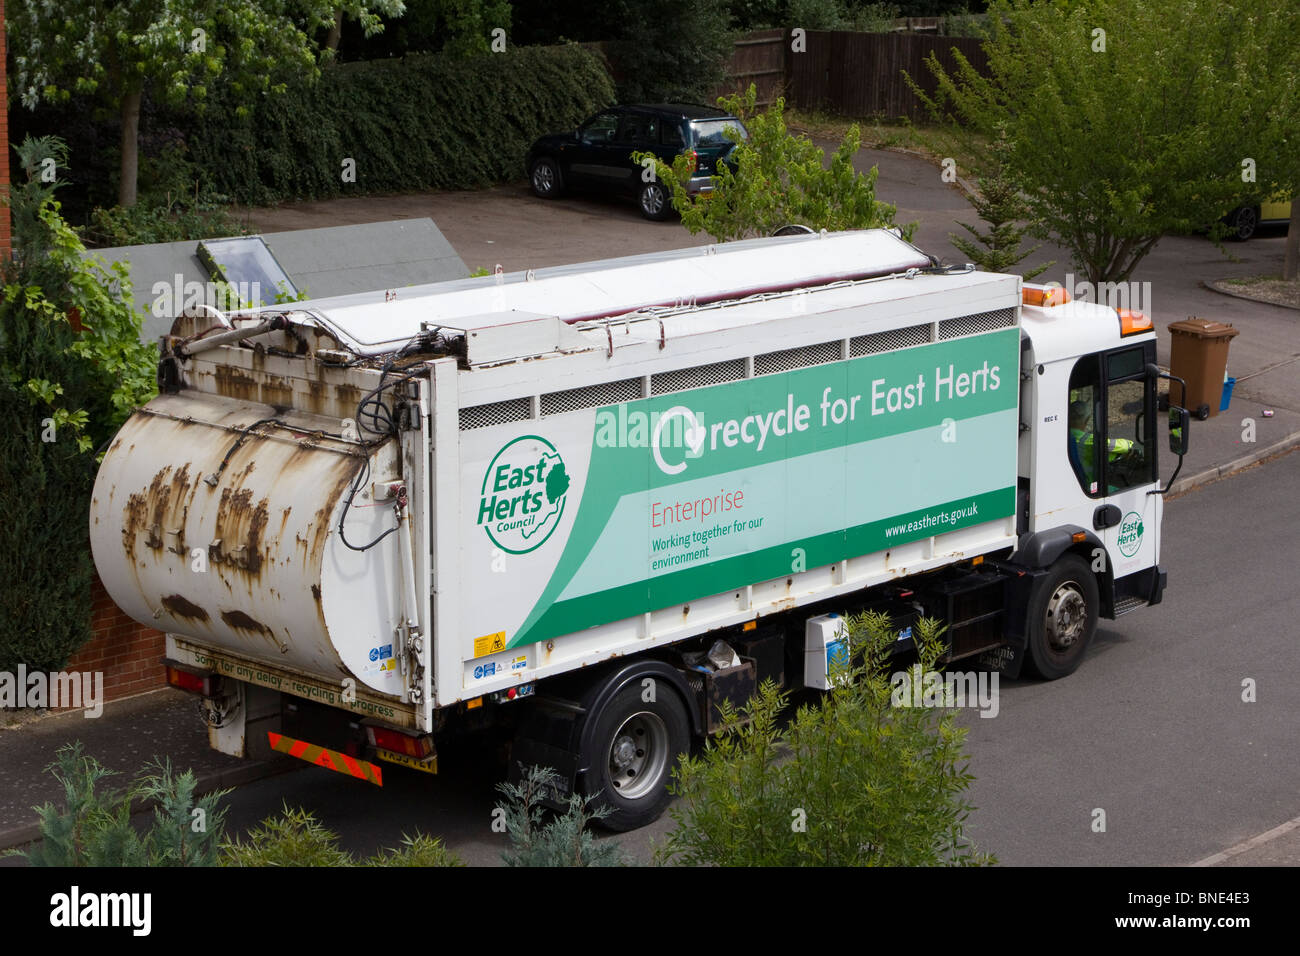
1067 361 1102 496
1067 348 1155 497
1104 349 1153 492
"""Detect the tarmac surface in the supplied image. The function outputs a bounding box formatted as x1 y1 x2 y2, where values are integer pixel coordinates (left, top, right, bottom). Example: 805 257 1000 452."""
4 147 1297 865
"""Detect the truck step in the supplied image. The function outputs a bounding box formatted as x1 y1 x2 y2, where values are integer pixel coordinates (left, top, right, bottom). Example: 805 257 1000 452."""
1113 595 1148 617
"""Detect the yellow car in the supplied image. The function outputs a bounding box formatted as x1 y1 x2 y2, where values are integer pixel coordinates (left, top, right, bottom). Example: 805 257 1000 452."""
1222 197 1291 241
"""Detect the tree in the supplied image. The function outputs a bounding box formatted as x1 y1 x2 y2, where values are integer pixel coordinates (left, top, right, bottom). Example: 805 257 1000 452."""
639 85 914 243
608 0 735 103
7 0 406 208
914 0 1300 284
331 0 513 59
950 129 1051 278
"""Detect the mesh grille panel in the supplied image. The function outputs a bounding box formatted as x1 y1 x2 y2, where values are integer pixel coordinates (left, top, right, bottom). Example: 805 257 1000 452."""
541 377 642 416
850 322 931 357
755 340 842 376
652 359 746 395
938 308 1016 340
460 398 530 431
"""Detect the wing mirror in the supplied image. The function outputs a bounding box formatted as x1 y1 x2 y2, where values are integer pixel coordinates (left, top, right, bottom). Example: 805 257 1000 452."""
1145 363 1190 495
1168 405 1190 457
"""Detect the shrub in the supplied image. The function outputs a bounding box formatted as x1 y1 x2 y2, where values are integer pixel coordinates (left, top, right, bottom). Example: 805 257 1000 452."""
495 766 626 867
363 833 464 867
183 44 616 205
82 145 249 248
84 197 248 248
654 613 995 866
639 85 915 242
220 805 354 867
10 743 228 867
220 804 463 867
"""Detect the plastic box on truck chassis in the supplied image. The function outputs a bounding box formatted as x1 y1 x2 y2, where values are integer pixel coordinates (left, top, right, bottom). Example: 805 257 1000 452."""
90 229 1171 829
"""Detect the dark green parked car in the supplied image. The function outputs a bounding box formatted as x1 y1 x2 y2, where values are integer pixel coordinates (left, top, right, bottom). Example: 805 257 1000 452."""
526 104 748 221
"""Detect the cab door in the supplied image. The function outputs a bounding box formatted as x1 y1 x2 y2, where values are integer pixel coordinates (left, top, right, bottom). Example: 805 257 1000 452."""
1066 343 1161 585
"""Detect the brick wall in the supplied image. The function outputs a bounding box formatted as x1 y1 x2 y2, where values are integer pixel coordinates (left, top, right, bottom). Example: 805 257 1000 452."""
0 0 11 261
65 573 167 703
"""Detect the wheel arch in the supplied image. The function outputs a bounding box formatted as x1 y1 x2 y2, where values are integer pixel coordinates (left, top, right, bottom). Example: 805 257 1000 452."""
574 659 702 769
1014 525 1115 617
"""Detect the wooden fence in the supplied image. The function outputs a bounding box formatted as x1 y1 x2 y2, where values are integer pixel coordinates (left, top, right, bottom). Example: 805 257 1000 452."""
714 29 988 121
713 29 786 107
785 31 986 120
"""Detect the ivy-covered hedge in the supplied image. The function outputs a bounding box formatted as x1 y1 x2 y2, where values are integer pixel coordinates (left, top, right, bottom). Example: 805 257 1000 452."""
0 292 101 672
0 184 157 673
186 44 616 204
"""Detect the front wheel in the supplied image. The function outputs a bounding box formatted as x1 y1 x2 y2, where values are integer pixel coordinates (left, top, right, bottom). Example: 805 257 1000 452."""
639 182 672 221
530 157 563 199
1025 553 1099 680
580 681 690 831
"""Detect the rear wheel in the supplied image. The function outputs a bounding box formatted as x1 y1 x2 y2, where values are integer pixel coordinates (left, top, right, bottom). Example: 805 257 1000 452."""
1224 205 1260 241
1025 553 1099 679
580 681 689 831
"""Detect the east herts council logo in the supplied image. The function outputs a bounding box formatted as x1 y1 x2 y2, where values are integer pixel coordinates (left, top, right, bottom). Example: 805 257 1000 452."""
1117 511 1144 557
478 436 571 554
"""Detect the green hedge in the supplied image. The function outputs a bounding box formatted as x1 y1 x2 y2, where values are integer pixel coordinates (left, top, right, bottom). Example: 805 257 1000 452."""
0 292 105 673
186 44 616 204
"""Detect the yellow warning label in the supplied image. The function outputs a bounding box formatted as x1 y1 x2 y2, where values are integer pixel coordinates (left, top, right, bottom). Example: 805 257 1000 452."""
474 631 507 657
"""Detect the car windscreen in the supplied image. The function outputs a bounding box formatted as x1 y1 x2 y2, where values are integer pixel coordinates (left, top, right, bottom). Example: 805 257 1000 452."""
690 119 748 147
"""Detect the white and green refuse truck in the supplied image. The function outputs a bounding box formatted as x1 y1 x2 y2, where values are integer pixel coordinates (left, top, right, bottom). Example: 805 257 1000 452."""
90 229 1188 829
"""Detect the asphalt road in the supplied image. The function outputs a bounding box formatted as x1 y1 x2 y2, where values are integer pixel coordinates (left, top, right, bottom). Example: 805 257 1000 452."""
205 448 1299 866
962 447 1300 865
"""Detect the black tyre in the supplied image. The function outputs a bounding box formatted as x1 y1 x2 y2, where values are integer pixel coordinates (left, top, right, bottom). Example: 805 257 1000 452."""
1224 205 1259 241
1024 553 1099 680
638 181 672 221
580 680 690 831
530 157 563 199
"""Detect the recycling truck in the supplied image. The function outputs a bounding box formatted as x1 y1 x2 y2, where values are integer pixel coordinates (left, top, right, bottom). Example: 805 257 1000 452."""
90 229 1188 830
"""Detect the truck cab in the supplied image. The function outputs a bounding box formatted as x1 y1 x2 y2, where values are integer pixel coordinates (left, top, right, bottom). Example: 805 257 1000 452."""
1011 289 1169 677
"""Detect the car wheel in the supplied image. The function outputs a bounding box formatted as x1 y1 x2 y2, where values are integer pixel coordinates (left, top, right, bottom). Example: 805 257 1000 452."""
1024 554 1099 680
580 681 690 831
530 158 563 199
639 182 671 221
1225 205 1259 241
